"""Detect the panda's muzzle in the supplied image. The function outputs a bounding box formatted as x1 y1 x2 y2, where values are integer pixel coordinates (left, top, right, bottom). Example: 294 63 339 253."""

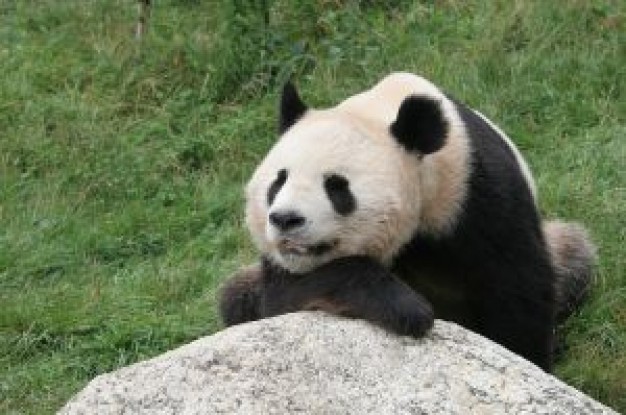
270 210 337 256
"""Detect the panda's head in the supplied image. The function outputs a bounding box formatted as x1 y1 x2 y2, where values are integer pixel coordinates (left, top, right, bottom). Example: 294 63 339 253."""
246 75 465 273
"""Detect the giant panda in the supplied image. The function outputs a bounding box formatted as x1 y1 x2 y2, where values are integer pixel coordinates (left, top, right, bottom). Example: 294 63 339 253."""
219 72 596 372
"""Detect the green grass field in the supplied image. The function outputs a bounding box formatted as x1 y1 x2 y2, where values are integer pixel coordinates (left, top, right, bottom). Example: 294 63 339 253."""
1 1 624 413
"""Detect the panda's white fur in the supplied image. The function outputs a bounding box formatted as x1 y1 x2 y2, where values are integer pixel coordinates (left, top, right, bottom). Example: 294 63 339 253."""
247 73 472 273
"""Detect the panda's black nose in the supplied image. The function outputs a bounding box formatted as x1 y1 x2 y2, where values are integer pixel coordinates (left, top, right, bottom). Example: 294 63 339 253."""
269 211 306 232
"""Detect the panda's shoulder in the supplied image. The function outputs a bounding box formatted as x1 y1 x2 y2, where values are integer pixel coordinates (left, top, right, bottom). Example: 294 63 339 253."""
450 98 531 181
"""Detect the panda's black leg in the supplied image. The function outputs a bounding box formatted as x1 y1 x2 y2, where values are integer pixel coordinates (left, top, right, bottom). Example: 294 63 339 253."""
218 264 263 327
476 278 555 372
338 266 434 338
262 256 435 338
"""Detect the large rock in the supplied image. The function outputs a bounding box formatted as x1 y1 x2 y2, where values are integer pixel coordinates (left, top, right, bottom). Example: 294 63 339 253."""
60 313 616 414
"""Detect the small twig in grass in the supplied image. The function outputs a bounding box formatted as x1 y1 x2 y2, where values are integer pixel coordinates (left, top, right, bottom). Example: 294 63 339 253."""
136 0 151 40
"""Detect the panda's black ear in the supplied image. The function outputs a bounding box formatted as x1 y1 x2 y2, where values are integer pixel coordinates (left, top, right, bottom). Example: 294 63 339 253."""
279 81 308 134
390 96 448 155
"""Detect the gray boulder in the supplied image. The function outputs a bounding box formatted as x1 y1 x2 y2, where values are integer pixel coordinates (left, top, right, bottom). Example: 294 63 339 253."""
60 313 616 414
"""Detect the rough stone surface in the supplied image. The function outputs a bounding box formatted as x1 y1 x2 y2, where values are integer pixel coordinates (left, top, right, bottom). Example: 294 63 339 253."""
60 313 617 415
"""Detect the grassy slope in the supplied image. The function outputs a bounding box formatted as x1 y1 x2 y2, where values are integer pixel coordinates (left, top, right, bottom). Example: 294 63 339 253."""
0 1 623 413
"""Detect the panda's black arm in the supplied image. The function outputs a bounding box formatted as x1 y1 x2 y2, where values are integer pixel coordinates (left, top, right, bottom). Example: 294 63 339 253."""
262 256 435 338
218 264 263 327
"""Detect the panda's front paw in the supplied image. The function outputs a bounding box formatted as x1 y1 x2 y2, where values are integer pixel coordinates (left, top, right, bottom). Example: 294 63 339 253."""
386 289 434 338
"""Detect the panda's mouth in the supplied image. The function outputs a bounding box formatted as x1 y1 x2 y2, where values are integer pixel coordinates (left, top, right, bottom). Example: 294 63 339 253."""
278 238 338 256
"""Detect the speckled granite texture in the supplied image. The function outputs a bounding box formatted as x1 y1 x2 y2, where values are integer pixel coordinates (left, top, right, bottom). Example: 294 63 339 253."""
60 313 617 414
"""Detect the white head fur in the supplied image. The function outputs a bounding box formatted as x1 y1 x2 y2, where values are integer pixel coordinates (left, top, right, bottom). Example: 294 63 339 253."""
246 73 470 273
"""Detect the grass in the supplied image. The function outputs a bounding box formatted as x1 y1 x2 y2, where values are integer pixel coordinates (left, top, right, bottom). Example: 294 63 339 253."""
0 0 624 413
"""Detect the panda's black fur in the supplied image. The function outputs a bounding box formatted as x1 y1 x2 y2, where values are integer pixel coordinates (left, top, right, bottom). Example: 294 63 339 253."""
219 75 594 372
220 256 434 338
393 98 555 369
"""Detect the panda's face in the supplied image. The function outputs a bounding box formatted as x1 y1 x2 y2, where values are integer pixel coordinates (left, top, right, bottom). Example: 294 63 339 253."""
246 114 422 273
245 76 461 273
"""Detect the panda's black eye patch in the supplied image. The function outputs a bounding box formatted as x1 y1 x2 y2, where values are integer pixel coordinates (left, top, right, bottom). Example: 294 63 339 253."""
324 173 356 216
267 169 287 206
